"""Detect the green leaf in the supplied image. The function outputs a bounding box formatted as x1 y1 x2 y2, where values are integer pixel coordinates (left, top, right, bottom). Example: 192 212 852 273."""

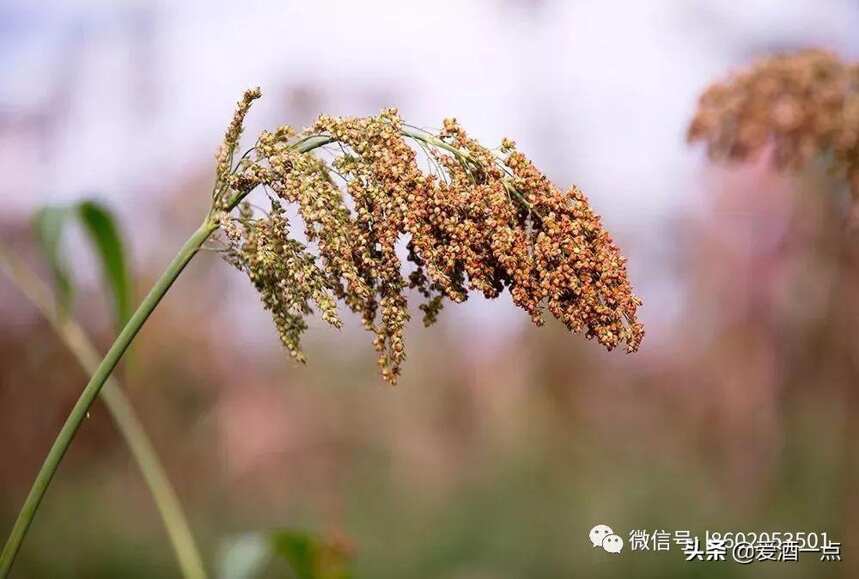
32 199 133 334
77 200 132 329
270 530 352 579
33 205 74 317
218 529 352 579
271 532 315 579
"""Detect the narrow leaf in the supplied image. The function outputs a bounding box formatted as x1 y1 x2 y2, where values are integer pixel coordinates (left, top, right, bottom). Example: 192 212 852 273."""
32 205 73 317
77 200 132 329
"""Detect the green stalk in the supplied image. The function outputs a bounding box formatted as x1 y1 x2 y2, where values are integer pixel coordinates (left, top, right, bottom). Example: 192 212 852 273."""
0 245 207 579
0 122 514 576
0 219 218 577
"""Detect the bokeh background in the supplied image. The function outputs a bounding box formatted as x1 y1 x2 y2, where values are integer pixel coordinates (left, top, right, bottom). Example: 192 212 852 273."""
2 1 859 577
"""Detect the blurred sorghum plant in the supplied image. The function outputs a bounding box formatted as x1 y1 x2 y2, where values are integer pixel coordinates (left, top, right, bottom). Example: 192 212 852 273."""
214 89 643 382
688 49 859 196
1 88 643 575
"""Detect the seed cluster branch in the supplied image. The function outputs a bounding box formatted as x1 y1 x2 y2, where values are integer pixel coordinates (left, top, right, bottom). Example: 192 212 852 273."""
214 89 644 383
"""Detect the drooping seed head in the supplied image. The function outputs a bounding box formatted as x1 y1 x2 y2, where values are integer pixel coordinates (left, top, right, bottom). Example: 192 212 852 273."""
214 90 644 383
688 49 859 196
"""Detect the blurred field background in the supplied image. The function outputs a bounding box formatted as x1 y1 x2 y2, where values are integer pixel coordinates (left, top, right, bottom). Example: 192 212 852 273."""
2 1 859 577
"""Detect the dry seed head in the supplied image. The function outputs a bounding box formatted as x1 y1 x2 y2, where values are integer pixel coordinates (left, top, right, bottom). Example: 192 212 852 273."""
215 90 644 383
215 87 262 187
688 49 859 196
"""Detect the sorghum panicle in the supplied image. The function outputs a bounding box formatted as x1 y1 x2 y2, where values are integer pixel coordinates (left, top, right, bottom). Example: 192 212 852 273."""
215 88 643 383
688 49 859 195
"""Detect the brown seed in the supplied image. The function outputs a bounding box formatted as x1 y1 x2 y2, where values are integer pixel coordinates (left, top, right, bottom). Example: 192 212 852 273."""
215 92 644 382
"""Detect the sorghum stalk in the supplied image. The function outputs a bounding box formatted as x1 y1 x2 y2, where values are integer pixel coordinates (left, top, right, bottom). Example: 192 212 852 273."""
1 88 643 575
0 245 207 579
0 220 217 576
